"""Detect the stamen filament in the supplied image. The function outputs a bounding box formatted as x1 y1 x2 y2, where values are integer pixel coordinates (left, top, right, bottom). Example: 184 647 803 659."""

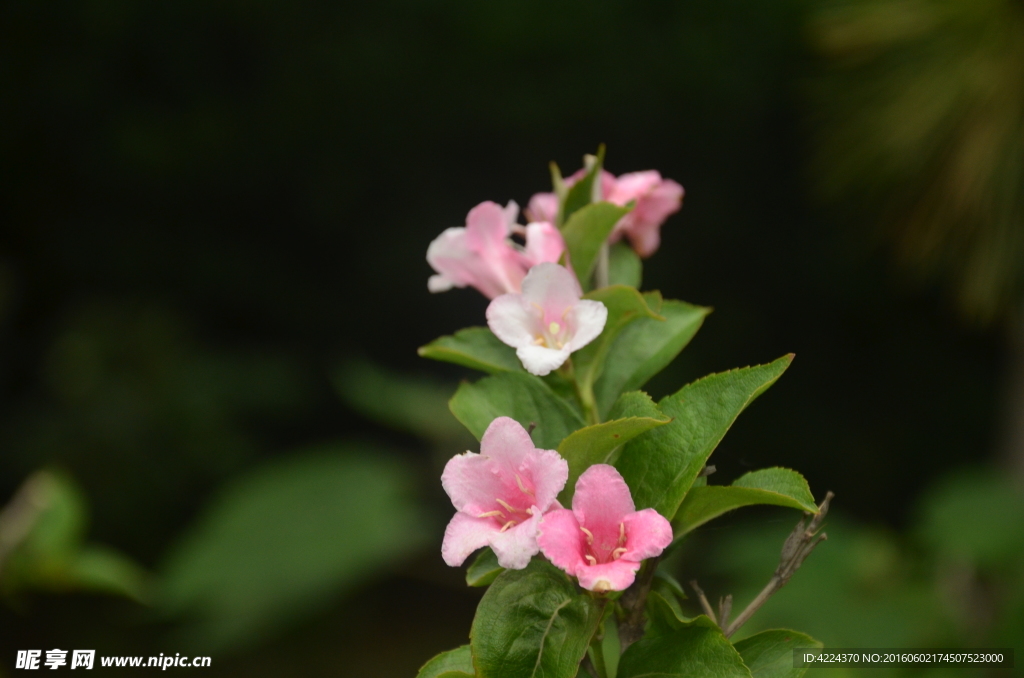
496 498 524 514
611 547 628 560
618 522 626 545
585 554 598 566
515 473 534 496
499 520 517 533
477 510 505 519
580 526 594 544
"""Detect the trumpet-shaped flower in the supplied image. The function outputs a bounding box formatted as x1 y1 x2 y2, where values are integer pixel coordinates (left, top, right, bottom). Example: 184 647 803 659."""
486 263 607 376
538 464 672 592
441 416 568 570
427 200 565 299
527 169 683 257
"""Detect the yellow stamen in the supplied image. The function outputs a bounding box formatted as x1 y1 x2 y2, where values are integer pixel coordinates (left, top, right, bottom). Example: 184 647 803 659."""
533 336 545 345
515 473 534 495
500 520 517 533
585 554 598 566
548 321 561 335
612 547 628 560
580 526 594 545
477 510 505 519
496 498 524 514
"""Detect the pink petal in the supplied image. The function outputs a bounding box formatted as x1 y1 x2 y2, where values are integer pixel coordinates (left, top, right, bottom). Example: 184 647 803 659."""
490 510 543 569
520 263 582 322
515 344 571 376
537 508 586 573
572 465 636 536
607 171 664 205
486 294 537 349
427 226 516 299
522 448 569 509
575 559 641 592
523 222 565 266
567 299 607 351
480 416 539 472
621 508 673 562
464 201 514 251
441 451 510 515
526 193 558 224
442 512 497 567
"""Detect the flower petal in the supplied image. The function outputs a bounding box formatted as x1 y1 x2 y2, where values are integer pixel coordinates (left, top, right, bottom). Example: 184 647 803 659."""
515 344 571 376
526 193 558 224
490 510 543 569
537 508 585 573
567 300 607 352
441 451 507 514
486 294 536 349
572 464 636 534
442 512 497 567
576 560 641 592
520 263 582 318
480 416 536 471
464 201 513 251
522 447 569 510
523 222 565 266
621 508 673 562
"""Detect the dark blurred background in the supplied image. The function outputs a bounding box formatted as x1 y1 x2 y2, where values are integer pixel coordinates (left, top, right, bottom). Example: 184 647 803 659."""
2 0 1022 676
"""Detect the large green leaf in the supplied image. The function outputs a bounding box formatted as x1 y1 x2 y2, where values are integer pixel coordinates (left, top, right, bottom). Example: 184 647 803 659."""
734 630 823 678
449 372 585 450
159 445 427 650
607 242 642 288
572 287 663 407
470 559 601 678
418 327 523 374
615 356 793 520
560 203 632 288
556 391 670 503
466 547 504 587
558 145 605 226
617 616 753 678
674 468 818 538
416 645 475 678
594 300 710 418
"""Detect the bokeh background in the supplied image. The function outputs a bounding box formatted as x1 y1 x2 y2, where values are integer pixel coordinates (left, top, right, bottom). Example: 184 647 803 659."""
2 0 1022 675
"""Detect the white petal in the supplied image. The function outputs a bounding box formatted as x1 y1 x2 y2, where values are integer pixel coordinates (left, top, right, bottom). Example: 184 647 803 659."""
428 274 454 293
486 294 537 348
520 263 582 310
568 299 607 351
516 344 571 376
442 512 497 567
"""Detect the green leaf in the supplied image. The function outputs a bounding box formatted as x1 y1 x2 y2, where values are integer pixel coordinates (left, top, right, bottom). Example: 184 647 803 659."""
645 590 693 637
449 372 586 450
573 286 663 403
616 356 793 520
674 468 818 538
559 145 606 225
67 546 151 602
471 559 602 678
560 203 632 288
159 445 428 651
734 630 823 678
556 391 670 503
466 548 504 587
416 645 475 678
617 616 752 678
607 242 642 288
418 327 523 375
594 300 711 418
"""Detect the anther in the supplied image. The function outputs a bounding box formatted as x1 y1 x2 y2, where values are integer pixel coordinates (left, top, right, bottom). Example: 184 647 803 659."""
499 521 517 533
580 526 594 544
611 547 628 560
477 510 505 519
548 321 561 335
585 554 598 566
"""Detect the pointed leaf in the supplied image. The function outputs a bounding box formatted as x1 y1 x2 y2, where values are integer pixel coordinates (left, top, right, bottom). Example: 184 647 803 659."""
556 392 671 503
594 300 710 418
618 616 753 678
607 242 642 288
674 468 818 538
560 202 632 288
449 372 585 450
466 547 504 587
559 145 606 225
645 589 693 637
416 645 475 678
734 630 823 678
471 559 601 678
418 327 523 374
616 356 793 520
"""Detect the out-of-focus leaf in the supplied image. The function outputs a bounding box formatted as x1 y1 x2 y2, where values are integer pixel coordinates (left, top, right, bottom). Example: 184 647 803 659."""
333 359 467 444
556 392 670 503
618 615 752 678
449 372 585 450
470 559 601 678
607 242 642 288
560 203 632 288
616 356 793 520
159 444 428 651
674 468 818 538
466 547 503 587
66 546 150 602
418 327 523 374
416 645 474 678
558 145 606 226
734 630 822 678
594 300 710 418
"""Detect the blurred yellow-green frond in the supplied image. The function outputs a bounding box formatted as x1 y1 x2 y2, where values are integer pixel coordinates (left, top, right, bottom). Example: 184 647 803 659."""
809 0 1024 323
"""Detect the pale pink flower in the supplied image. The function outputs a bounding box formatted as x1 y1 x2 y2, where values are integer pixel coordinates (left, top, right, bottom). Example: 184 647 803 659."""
526 169 683 257
427 201 565 299
441 416 569 570
538 464 672 592
486 263 607 376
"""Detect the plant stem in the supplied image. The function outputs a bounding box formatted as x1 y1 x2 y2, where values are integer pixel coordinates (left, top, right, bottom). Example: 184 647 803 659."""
561 357 601 425
595 242 610 290
617 555 661 650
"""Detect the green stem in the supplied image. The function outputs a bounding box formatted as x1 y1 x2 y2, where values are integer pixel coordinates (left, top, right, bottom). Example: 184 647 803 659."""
589 636 609 678
595 242 610 290
560 358 601 425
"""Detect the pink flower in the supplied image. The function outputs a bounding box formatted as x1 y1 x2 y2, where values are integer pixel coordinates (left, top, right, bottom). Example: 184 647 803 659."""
486 263 607 376
441 416 569 570
538 464 672 592
526 169 684 258
427 200 565 299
